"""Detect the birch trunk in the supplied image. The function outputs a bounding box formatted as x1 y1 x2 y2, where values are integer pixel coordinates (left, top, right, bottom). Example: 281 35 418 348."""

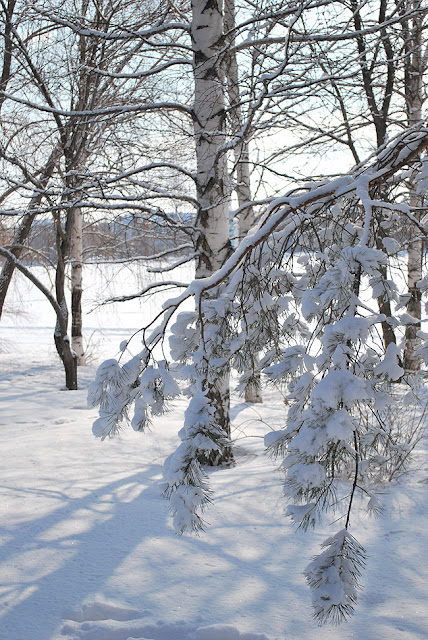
70 206 85 365
191 0 233 463
403 0 423 372
404 214 422 372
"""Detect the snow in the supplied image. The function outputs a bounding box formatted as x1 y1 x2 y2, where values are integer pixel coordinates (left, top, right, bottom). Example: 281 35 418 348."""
374 343 404 381
1 266 428 639
311 369 369 409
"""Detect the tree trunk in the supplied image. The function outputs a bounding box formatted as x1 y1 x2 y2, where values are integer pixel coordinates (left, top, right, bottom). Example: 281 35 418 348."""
191 0 234 463
403 0 423 372
54 213 78 390
233 144 263 404
0 246 77 389
224 0 262 403
404 217 422 372
374 222 398 350
350 0 398 351
70 207 85 365
0 212 37 317
0 0 16 113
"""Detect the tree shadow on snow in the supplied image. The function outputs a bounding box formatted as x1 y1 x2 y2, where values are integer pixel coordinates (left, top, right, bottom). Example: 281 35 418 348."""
0 465 170 640
1 390 427 640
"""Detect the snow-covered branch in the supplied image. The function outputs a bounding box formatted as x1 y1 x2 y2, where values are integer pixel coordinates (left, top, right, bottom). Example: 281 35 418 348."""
29 10 190 40
0 91 193 118
86 58 193 79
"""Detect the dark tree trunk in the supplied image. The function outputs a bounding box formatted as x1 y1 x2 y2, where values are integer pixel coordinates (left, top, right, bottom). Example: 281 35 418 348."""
53 211 78 390
0 246 77 389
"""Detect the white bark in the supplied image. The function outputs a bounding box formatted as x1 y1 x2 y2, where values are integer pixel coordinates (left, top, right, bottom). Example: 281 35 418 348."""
191 0 233 461
403 0 424 372
70 207 85 365
192 0 231 279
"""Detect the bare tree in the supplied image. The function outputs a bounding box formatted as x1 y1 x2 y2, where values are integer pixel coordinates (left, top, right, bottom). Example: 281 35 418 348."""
0 0 187 384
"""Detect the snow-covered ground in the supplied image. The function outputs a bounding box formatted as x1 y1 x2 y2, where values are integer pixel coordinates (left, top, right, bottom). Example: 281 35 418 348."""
1 266 428 640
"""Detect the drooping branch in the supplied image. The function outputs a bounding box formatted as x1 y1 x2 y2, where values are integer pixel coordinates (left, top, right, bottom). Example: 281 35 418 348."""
102 123 428 359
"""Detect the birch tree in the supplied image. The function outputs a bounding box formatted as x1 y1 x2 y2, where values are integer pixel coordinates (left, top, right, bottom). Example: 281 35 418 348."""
402 0 427 371
41 0 315 427
190 0 235 460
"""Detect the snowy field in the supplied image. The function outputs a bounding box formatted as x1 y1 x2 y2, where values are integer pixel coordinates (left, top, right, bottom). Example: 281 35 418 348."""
1 265 428 640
